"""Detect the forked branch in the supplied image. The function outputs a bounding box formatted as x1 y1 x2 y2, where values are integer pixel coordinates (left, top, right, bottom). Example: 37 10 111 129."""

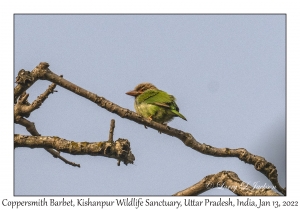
14 133 135 166
14 62 286 195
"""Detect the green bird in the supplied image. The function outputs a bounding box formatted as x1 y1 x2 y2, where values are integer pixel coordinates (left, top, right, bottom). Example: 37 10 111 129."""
126 83 187 124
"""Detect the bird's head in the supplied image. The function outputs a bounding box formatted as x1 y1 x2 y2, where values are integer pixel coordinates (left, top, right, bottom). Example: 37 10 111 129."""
126 83 157 97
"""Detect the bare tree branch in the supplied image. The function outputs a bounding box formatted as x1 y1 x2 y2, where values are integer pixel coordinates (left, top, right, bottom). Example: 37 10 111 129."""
14 77 82 167
29 83 57 111
14 113 82 167
108 119 115 142
14 134 135 165
14 62 286 195
14 62 51 103
173 171 280 196
26 62 284 195
44 148 80 167
14 67 135 166
14 83 57 119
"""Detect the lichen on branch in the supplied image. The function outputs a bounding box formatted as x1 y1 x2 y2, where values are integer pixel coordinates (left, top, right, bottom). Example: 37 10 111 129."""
14 134 135 165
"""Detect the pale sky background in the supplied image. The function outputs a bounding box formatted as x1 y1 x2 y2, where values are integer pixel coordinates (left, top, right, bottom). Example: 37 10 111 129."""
13 14 285 196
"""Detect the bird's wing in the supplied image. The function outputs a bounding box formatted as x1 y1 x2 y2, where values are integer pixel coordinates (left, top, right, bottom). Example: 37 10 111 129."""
150 92 187 121
139 89 175 106
138 89 187 121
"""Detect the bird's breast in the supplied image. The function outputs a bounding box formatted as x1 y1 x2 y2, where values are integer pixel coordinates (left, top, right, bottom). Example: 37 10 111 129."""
134 102 154 116
134 101 175 123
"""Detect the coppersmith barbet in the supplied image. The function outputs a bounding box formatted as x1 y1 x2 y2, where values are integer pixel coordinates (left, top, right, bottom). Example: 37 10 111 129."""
126 83 187 124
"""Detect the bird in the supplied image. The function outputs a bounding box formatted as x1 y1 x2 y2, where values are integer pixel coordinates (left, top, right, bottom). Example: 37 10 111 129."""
126 83 187 124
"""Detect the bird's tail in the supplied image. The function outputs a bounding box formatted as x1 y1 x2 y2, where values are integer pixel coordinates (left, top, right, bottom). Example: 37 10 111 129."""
171 110 187 121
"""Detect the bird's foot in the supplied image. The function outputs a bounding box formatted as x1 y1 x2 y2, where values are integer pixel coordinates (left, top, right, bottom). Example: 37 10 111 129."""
143 116 153 129
157 123 168 134
162 123 170 130
144 116 152 129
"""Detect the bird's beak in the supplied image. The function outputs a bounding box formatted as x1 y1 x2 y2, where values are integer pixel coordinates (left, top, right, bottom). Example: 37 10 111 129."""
126 90 140 96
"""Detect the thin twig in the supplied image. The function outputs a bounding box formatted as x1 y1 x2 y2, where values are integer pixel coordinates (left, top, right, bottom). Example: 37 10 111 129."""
45 148 80 167
14 80 81 167
14 83 57 118
108 119 115 142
